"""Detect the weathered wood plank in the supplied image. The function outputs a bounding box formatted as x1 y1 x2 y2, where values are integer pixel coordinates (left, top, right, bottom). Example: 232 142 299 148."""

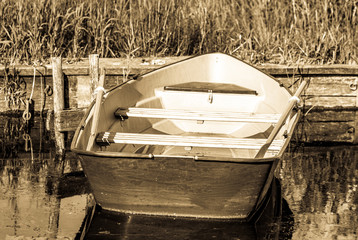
304 77 358 95
0 57 189 76
302 110 356 122
355 111 358 144
277 76 358 108
1 58 358 77
296 121 355 143
260 64 358 76
303 96 357 108
52 57 65 155
57 108 86 132
89 54 99 102
294 110 356 143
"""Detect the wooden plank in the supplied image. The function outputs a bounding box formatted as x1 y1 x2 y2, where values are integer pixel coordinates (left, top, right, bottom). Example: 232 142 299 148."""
296 121 355 143
304 77 358 95
96 132 285 151
0 57 189 76
89 54 99 102
57 108 86 132
164 82 257 95
277 76 358 109
302 77 358 108
293 110 356 143
2 58 358 77
115 107 281 123
354 111 358 144
52 57 65 156
76 76 92 108
302 110 357 122
355 81 358 143
259 64 358 76
304 96 357 108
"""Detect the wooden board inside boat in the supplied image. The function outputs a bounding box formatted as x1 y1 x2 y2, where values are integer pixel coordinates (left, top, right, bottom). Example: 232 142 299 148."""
164 82 258 95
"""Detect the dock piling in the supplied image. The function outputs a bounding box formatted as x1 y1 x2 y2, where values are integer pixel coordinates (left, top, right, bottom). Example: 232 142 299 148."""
89 54 99 101
52 57 65 157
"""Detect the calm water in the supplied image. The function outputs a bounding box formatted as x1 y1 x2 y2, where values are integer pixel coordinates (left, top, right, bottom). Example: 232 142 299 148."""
0 116 357 239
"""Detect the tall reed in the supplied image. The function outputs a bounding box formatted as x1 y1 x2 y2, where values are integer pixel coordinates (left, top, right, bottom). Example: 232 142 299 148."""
0 0 357 64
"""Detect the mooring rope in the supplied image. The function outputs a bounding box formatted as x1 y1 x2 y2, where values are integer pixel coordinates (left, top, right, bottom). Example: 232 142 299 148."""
29 67 36 100
22 66 37 121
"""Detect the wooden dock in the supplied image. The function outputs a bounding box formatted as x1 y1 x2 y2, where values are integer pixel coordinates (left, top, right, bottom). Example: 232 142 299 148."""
0 56 358 144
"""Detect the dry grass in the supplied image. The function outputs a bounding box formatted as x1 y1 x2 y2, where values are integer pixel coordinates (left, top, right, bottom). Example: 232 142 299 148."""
0 0 357 65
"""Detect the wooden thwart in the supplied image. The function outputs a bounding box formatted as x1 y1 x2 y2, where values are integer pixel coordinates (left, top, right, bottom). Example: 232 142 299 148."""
115 108 281 123
96 132 285 151
164 82 258 95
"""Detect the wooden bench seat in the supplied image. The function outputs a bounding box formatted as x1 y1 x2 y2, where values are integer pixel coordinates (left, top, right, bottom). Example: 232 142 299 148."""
96 132 285 151
114 108 281 123
164 82 258 95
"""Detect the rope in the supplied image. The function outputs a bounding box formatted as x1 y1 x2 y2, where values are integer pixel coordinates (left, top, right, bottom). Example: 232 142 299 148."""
92 86 106 100
290 95 300 104
22 67 37 121
94 86 105 94
29 67 36 101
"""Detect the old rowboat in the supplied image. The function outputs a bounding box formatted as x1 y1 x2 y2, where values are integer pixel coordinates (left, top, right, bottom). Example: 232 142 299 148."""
71 53 308 220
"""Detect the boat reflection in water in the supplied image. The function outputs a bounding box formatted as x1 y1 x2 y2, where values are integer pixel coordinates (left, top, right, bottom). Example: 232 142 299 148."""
82 178 288 240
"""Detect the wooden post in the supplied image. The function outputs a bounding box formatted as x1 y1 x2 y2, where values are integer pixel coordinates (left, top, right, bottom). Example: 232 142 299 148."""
89 54 99 102
86 68 106 151
52 57 65 157
354 80 358 143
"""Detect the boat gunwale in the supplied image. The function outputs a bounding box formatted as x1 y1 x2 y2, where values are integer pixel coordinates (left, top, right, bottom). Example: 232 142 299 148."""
71 147 279 163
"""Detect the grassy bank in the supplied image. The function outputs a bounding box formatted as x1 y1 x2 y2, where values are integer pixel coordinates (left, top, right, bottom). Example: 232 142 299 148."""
0 0 357 65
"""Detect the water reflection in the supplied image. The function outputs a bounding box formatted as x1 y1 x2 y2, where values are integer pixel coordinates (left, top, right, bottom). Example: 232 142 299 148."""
0 150 89 239
280 144 358 240
0 113 51 159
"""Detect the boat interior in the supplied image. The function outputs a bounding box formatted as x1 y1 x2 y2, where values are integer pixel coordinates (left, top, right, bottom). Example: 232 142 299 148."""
73 54 301 159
